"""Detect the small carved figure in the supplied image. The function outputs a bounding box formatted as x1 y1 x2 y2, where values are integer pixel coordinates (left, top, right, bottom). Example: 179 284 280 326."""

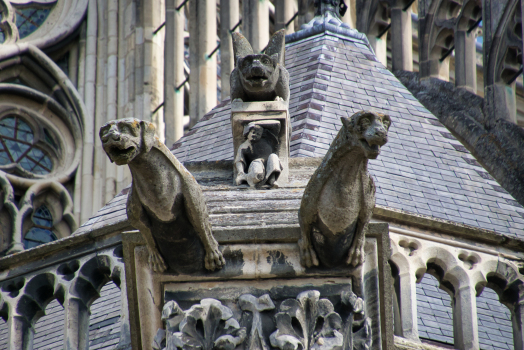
100 119 225 273
235 121 283 188
230 29 289 103
298 111 391 268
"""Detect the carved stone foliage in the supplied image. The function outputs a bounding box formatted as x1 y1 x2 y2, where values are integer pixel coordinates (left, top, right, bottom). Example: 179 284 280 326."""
156 299 247 350
155 290 371 350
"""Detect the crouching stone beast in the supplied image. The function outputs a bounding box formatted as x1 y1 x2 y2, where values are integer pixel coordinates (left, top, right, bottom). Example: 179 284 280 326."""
100 119 225 273
298 111 391 268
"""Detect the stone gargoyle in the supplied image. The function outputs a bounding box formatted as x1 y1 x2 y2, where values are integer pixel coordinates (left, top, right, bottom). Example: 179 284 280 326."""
230 29 289 103
298 111 391 268
100 119 225 273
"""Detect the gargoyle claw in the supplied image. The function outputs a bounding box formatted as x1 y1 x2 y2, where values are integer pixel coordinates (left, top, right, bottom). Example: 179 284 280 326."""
298 239 319 267
346 242 365 267
149 249 167 273
205 248 225 271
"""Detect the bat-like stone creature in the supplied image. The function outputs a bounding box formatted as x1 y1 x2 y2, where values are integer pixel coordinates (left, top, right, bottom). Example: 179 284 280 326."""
298 111 391 268
100 119 225 273
230 29 289 103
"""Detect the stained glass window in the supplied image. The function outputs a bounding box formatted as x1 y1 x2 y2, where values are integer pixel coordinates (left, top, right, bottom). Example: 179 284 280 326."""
0 116 53 175
23 205 57 249
14 6 52 39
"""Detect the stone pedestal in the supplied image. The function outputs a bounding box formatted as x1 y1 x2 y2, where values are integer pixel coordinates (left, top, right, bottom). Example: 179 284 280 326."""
230 100 290 185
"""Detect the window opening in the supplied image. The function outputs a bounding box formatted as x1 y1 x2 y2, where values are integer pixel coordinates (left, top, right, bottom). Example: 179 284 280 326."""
477 287 514 350
14 4 54 39
416 274 454 346
23 205 57 249
0 116 53 175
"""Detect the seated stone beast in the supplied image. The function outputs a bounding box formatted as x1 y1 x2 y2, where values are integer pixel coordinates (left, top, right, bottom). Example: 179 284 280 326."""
100 119 225 273
298 111 391 268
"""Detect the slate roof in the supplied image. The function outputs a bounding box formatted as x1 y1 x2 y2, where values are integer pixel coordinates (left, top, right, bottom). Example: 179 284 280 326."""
171 32 524 238
0 283 123 350
74 25 524 350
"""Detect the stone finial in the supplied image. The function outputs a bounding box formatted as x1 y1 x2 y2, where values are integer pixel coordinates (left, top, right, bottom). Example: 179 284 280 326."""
298 111 391 268
100 119 225 273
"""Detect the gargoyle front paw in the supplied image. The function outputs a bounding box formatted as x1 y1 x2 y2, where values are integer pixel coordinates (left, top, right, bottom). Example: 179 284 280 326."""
205 248 225 271
298 239 319 267
235 172 246 186
232 98 244 103
274 96 284 102
346 241 365 267
149 249 167 273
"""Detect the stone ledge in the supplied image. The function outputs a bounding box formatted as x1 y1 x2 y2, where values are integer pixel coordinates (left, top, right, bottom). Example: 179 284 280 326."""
394 336 454 350
374 205 524 251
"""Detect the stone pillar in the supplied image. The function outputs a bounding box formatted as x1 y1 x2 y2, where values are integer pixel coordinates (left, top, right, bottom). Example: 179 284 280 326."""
64 297 90 350
454 28 477 93
8 316 33 350
453 284 479 350
220 0 239 99
165 0 185 145
390 2 413 71
242 0 269 52
368 33 388 67
189 0 217 127
275 0 295 34
398 270 419 341
485 83 517 124
513 297 524 350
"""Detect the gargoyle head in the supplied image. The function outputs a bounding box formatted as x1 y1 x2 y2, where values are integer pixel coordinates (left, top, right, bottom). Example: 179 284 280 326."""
238 53 280 92
100 118 156 165
232 29 285 94
341 111 391 159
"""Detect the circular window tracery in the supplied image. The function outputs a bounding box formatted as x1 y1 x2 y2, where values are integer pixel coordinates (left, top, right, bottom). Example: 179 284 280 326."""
0 116 53 175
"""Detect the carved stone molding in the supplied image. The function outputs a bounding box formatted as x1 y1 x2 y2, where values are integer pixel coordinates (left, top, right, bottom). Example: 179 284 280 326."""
155 289 372 350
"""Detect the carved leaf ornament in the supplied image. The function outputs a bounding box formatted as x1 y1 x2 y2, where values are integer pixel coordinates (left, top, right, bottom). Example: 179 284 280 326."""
270 290 344 350
169 298 247 350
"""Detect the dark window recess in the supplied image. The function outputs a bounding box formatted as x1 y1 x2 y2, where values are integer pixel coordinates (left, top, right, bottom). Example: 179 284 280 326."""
23 205 57 249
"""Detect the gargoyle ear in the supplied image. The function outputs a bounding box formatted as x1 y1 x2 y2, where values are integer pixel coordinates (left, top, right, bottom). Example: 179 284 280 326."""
270 53 279 66
340 116 354 131
232 32 253 67
140 120 156 153
265 29 285 66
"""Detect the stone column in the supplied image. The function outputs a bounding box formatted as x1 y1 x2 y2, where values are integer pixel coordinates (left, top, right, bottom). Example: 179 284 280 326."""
8 316 33 350
275 0 295 34
454 28 477 93
63 297 90 350
368 33 388 67
390 2 413 71
220 0 239 99
189 0 217 127
398 270 419 341
513 297 524 350
453 284 479 350
242 0 269 52
165 0 185 145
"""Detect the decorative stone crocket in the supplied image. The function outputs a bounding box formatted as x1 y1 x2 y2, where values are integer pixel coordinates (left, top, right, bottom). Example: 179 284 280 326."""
100 118 225 273
298 111 391 268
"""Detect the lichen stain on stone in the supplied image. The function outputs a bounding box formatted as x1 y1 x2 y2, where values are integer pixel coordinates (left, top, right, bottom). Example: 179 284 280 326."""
267 250 296 276
221 246 245 277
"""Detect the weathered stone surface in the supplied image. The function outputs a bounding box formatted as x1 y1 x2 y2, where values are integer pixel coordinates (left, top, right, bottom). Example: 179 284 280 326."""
231 101 291 186
395 71 524 207
298 111 391 268
100 118 225 273
230 30 290 103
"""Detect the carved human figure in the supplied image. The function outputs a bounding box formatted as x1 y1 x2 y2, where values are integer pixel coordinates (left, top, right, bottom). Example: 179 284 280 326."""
230 29 289 103
298 111 391 268
100 119 225 273
235 121 283 188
